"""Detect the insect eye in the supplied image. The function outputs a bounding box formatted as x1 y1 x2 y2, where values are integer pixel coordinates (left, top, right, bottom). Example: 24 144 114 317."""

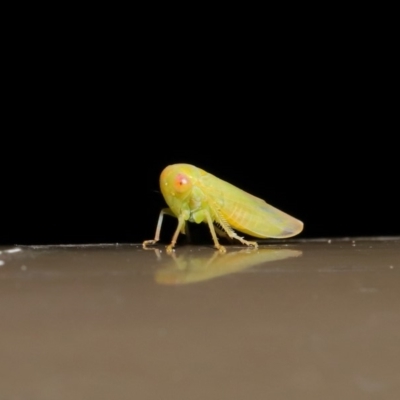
173 173 192 193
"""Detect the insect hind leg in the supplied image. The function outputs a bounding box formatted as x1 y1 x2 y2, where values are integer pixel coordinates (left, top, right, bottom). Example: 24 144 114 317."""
226 230 258 249
212 210 258 249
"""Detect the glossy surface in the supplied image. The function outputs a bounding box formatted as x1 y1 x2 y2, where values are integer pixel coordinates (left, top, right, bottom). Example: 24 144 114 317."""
1 238 400 399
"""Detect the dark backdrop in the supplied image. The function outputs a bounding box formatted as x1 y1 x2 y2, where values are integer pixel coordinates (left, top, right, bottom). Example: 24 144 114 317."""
2 37 398 245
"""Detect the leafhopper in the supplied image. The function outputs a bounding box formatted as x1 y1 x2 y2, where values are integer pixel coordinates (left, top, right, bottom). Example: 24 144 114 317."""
143 164 303 253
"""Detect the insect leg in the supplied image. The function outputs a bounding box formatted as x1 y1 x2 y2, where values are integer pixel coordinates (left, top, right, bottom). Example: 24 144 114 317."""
166 214 186 254
204 210 226 253
214 225 234 242
214 211 258 249
143 208 175 249
226 231 258 249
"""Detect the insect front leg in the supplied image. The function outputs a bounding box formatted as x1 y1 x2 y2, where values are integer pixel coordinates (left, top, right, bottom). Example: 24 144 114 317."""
143 208 175 250
166 214 186 254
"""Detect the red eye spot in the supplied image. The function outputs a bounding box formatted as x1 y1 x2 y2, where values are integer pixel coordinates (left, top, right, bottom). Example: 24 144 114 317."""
177 175 187 186
174 173 192 193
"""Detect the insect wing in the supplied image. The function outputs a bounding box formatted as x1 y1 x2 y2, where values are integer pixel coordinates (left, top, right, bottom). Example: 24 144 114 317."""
199 173 303 239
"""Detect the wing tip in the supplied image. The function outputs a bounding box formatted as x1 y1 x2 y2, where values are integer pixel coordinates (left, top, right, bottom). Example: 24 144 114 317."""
273 219 304 238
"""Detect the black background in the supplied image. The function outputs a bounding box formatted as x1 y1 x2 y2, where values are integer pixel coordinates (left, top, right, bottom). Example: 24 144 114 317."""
2 33 398 246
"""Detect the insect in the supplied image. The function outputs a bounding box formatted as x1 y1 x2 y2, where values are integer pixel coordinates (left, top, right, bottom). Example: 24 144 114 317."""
143 164 303 253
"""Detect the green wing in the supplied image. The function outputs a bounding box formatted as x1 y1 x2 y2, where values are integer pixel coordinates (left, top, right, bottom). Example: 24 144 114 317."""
199 173 303 239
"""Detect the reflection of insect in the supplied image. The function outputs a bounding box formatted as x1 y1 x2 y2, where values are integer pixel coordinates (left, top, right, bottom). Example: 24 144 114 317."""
153 247 302 285
143 164 303 253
